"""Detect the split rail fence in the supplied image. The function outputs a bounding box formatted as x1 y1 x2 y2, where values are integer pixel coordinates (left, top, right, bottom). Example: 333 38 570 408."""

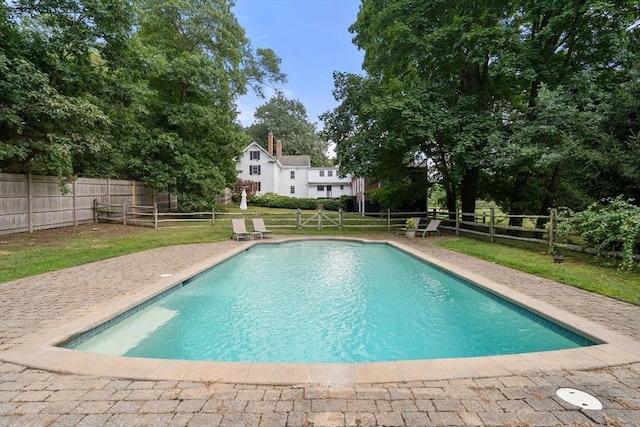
95 202 214 228
92 204 557 247
5 179 636 260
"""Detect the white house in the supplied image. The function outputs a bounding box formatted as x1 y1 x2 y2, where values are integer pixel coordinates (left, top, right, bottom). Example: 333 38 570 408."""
236 133 352 199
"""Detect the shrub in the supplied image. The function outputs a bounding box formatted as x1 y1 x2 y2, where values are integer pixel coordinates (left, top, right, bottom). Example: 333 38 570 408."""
557 196 640 271
232 179 256 203
251 193 345 211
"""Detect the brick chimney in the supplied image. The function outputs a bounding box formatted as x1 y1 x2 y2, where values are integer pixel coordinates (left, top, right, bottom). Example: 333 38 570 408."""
276 140 282 157
267 131 273 155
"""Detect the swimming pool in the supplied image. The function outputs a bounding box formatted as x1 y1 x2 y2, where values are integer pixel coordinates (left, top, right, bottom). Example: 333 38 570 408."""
63 240 594 363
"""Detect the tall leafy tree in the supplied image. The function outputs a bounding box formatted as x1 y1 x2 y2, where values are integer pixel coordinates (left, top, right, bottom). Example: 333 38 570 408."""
489 0 640 224
0 0 133 179
2 0 286 210
128 0 285 210
326 0 515 216
326 0 640 216
245 90 330 166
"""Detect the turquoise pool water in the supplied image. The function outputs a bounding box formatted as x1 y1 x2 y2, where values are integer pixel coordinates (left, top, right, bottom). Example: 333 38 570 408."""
67 240 593 363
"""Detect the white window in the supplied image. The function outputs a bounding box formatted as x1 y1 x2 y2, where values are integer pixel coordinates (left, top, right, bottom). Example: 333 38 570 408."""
250 150 260 160
250 165 261 175
328 170 333 177
254 182 261 192
290 186 295 194
319 170 325 177
290 170 295 179
317 185 325 191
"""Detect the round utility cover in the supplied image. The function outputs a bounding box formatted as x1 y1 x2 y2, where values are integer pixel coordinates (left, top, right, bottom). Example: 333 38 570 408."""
556 388 603 410
160 273 173 278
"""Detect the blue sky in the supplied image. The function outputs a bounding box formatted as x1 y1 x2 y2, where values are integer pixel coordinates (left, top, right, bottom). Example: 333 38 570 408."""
233 0 364 128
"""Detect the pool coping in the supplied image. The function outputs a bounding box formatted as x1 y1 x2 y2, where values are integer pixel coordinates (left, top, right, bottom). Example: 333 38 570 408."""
1 237 639 385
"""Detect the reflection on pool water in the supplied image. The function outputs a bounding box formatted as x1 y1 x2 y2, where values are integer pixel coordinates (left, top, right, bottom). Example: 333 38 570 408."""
65 240 594 363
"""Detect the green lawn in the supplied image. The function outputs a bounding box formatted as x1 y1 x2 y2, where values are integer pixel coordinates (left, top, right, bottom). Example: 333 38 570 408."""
1 217 638 306
436 238 640 305
0 225 227 283
0 210 377 283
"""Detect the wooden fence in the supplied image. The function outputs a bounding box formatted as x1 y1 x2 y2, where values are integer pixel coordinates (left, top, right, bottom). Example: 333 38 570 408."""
0 173 177 235
11 191 639 260
95 202 214 228
94 205 555 239
432 208 556 249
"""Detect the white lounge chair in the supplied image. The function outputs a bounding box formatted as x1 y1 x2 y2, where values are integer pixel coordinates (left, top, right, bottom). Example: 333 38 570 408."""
232 219 258 241
416 219 442 237
252 218 274 238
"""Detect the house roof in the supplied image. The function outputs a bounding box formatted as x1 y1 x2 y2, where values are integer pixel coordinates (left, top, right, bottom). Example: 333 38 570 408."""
278 155 310 167
240 141 277 161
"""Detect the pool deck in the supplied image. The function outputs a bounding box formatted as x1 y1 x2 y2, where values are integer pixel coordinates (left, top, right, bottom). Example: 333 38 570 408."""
1 233 639 426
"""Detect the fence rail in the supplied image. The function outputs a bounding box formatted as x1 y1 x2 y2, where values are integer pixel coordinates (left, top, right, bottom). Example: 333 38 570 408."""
16 195 640 261
95 202 214 228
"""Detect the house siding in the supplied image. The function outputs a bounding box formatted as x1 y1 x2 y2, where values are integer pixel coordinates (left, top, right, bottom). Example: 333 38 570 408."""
279 166 309 197
236 142 353 199
236 142 278 195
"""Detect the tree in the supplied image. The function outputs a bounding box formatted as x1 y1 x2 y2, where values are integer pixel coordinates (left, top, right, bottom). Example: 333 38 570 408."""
0 0 133 179
1 0 286 210
245 90 330 166
326 0 514 216
488 0 640 225
127 0 285 210
326 0 640 218
321 71 436 210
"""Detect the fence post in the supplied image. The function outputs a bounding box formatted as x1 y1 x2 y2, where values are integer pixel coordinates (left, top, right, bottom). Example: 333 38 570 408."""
131 180 136 216
212 209 215 226
153 203 158 229
339 208 343 230
387 209 391 231
317 208 322 230
122 202 127 225
549 208 557 253
432 208 436 219
297 209 302 229
27 174 33 233
489 207 495 243
73 179 78 226
455 210 460 236
93 199 98 223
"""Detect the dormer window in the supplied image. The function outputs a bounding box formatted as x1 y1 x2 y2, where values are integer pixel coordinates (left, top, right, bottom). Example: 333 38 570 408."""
319 170 324 177
250 150 260 160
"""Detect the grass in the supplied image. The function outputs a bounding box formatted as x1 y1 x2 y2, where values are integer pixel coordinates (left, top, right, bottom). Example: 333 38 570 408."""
436 238 640 305
0 209 380 283
0 225 230 283
2 213 638 306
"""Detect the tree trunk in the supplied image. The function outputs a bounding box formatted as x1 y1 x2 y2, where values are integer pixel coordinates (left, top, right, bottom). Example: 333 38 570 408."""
537 164 564 228
460 166 480 222
445 184 457 220
508 172 530 227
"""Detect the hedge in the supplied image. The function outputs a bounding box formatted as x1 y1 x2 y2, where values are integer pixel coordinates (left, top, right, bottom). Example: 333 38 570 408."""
251 193 349 211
